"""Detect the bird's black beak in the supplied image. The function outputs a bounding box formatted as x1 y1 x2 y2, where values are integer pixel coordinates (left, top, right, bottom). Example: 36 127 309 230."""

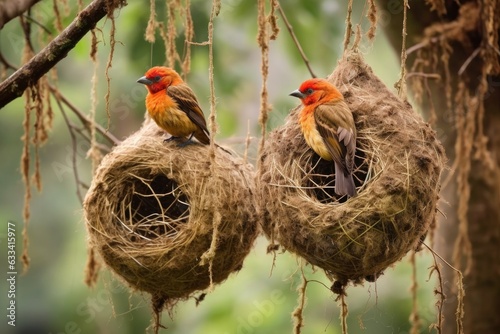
289 89 305 99
137 76 153 85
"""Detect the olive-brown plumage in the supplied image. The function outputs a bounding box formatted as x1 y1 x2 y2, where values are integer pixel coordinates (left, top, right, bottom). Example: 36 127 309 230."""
137 66 210 145
290 78 357 197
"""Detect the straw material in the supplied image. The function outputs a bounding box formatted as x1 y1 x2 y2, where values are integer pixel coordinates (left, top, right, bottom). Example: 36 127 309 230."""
258 51 446 286
84 119 259 307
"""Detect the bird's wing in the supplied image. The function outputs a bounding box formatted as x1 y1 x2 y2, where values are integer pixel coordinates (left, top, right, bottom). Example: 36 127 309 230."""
337 126 356 174
314 102 356 175
167 84 210 136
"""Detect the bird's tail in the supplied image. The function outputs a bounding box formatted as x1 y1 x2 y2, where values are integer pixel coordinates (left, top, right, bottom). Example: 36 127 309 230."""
334 162 357 198
194 128 210 145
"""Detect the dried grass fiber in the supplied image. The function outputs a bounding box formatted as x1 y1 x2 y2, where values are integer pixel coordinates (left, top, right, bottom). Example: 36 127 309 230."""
258 51 446 284
84 120 259 303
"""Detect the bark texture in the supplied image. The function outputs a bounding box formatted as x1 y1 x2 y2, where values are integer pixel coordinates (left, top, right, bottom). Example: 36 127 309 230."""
378 1 500 333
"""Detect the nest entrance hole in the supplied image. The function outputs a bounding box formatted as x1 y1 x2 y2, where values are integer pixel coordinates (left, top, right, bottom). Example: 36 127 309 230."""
116 174 190 241
305 145 369 203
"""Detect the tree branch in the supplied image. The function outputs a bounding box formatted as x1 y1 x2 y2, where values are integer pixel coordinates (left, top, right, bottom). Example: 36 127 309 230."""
0 0 41 29
0 0 126 109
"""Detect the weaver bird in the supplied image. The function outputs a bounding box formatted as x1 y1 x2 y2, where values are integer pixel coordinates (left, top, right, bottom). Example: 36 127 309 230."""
137 66 210 145
290 78 357 197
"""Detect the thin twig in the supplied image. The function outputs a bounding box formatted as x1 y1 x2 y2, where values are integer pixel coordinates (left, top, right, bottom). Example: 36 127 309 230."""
423 242 464 334
342 0 353 54
458 47 480 76
409 251 420 334
19 14 35 53
0 52 17 70
292 266 308 334
56 96 84 203
48 84 120 145
276 2 316 78
488 42 500 56
339 291 348 334
406 37 440 55
396 0 409 99
207 0 219 158
406 72 441 80
22 13 53 35
425 245 445 334
256 0 271 157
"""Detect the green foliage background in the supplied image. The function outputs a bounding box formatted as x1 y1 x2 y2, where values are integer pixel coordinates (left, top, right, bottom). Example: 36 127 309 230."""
0 1 438 333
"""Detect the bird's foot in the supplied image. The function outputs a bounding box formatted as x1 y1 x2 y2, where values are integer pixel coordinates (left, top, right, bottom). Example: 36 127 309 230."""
175 133 195 148
176 138 194 148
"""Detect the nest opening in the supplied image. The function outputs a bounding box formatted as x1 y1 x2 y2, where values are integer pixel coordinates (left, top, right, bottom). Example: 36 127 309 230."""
120 174 190 241
304 141 369 204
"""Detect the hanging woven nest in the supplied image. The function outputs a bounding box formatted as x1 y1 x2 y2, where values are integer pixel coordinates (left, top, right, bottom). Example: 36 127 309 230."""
258 51 446 287
84 119 259 308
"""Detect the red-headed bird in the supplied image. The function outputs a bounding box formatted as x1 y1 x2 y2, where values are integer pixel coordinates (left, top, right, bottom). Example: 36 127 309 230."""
290 78 357 197
137 66 210 145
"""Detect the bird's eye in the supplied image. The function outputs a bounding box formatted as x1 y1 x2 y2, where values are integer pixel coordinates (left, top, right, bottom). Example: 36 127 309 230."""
306 88 314 94
148 75 161 82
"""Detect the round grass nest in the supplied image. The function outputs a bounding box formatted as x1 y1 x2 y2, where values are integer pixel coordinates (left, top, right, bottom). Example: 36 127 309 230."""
258 51 446 287
84 120 259 307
